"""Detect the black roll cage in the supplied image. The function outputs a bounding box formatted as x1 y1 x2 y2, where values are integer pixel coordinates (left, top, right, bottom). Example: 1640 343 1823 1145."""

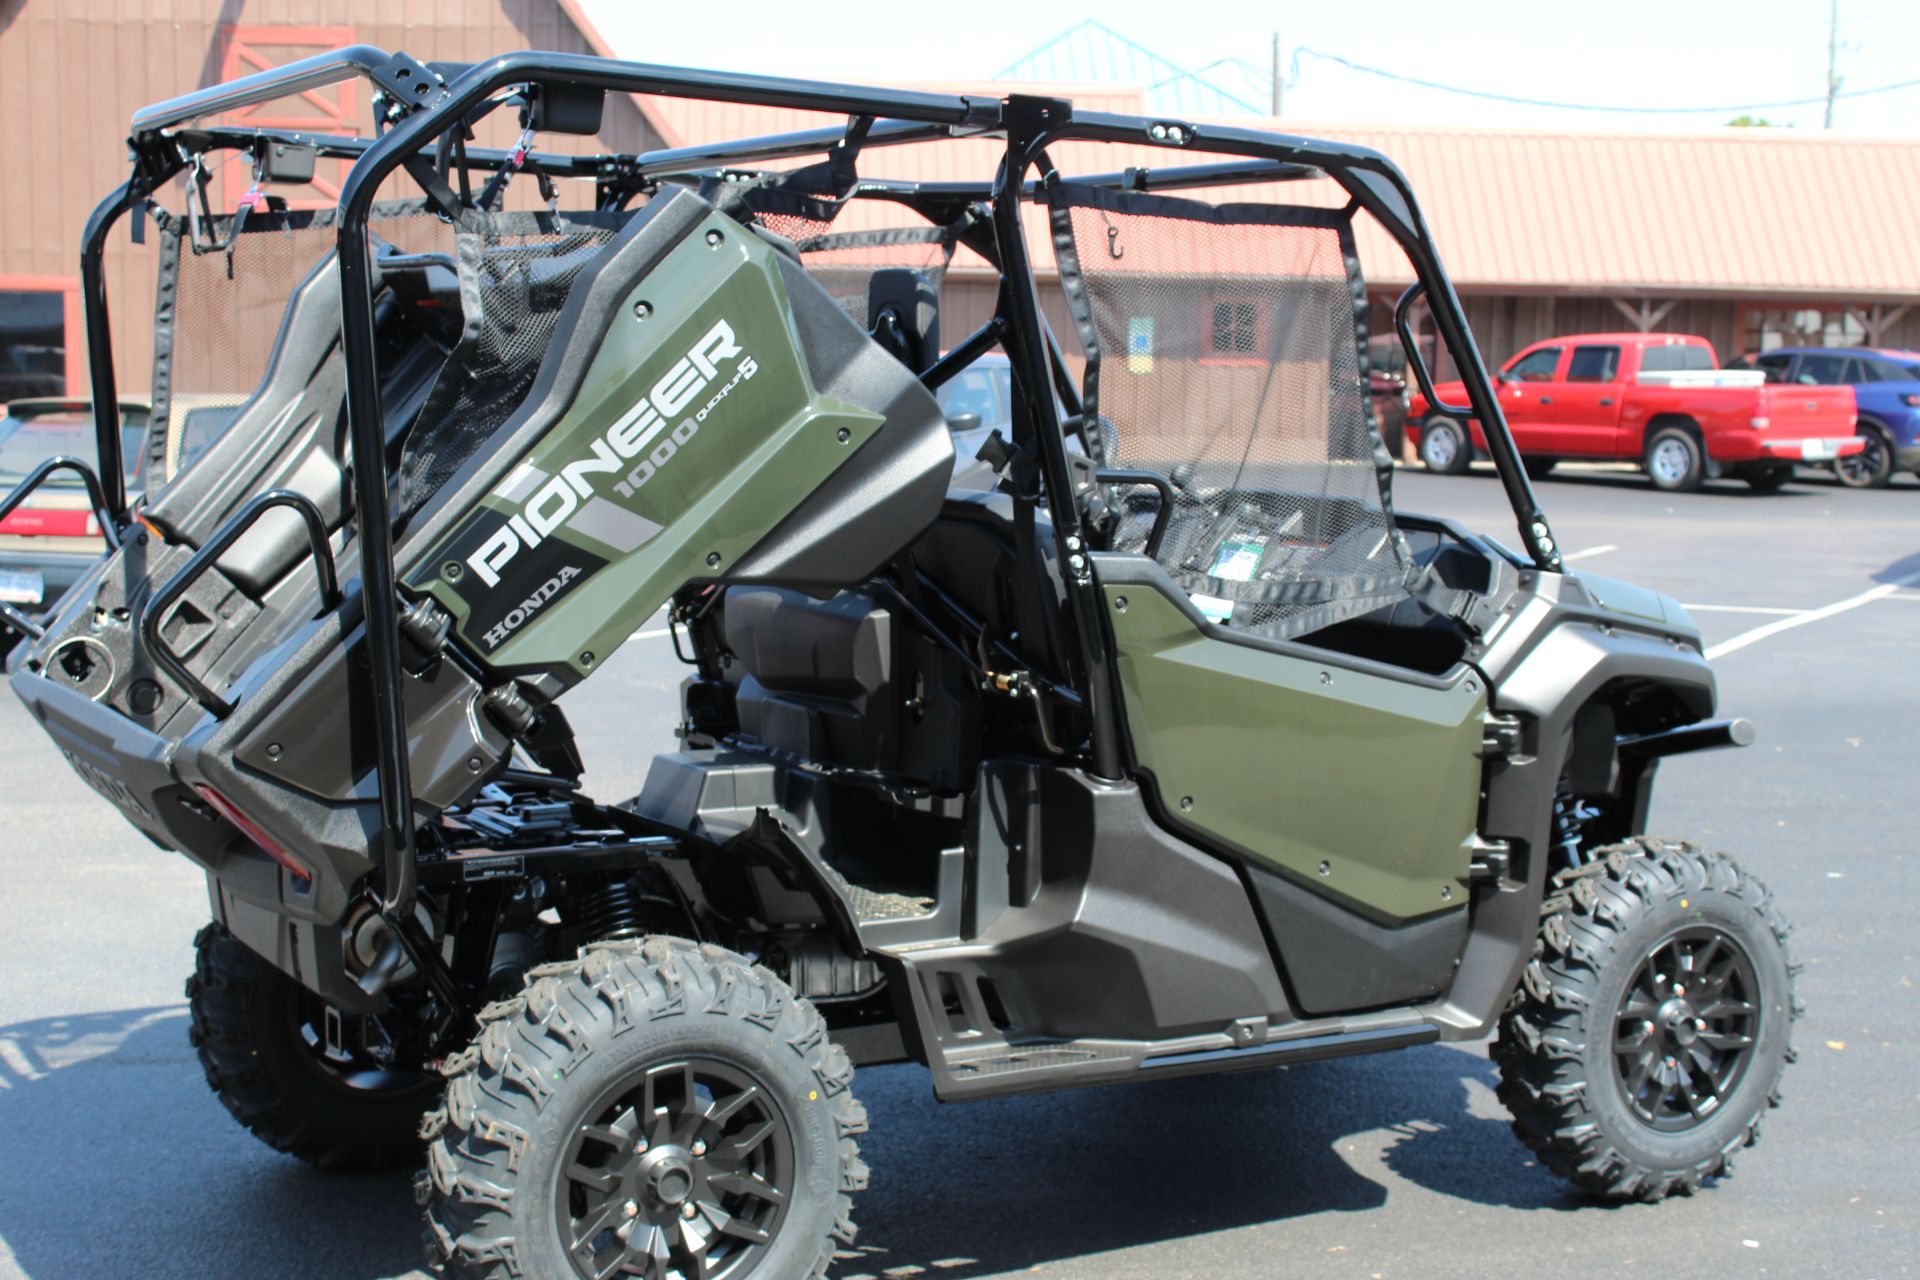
77 46 1563 917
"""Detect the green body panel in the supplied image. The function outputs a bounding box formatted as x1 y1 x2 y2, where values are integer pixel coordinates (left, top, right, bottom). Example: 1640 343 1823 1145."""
405 211 880 678
1102 580 1487 922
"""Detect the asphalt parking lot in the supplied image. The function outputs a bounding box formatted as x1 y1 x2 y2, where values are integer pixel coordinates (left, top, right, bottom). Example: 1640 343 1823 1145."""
0 461 1914 1280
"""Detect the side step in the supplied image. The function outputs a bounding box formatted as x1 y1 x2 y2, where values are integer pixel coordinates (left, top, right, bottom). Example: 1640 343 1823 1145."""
895 961 1437 1101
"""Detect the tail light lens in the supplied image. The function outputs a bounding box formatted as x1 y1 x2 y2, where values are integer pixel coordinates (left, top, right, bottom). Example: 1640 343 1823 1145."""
192 783 311 880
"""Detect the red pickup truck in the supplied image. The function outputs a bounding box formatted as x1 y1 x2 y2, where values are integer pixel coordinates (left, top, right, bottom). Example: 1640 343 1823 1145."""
1407 332 1862 492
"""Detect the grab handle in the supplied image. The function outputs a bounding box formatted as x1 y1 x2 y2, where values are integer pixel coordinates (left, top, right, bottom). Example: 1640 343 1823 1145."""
142 489 341 718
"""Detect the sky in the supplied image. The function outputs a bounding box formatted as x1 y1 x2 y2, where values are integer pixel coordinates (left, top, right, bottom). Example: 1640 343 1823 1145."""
580 0 1920 134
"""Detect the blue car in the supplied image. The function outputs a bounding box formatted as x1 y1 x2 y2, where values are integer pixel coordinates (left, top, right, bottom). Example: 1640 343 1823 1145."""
1753 346 1920 488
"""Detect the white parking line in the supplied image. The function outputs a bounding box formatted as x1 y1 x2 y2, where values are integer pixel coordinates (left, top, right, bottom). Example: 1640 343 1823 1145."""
1681 604 1806 616
1704 570 1920 660
1562 544 1619 562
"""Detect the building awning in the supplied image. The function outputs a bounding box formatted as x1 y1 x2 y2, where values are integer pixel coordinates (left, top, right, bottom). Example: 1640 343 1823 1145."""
638 86 1920 300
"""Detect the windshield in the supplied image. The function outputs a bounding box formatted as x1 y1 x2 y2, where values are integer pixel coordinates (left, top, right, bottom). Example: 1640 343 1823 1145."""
0 410 144 492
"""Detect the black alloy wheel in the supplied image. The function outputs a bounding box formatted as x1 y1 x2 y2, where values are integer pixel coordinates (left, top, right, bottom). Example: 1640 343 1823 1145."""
421 937 866 1280
1612 927 1761 1131
1835 424 1894 489
1494 838 1799 1201
559 1057 793 1280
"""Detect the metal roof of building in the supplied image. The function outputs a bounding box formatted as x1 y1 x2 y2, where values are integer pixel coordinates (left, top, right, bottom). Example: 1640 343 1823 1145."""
640 87 1920 300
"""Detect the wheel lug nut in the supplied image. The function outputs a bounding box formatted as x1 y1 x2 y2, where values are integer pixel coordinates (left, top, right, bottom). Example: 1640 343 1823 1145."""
682 1203 698 1220
624 1200 639 1218
635 1139 648 1153
691 1140 707 1156
1672 983 1685 997
1695 1018 1706 1031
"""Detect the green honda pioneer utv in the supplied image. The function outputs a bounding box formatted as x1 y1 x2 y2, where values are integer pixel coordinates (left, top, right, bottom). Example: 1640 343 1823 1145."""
4 46 1796 1279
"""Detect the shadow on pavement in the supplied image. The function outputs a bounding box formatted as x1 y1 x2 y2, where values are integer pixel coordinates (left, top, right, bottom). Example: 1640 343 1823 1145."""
0 1005 422 1280
1873 550 1920 584
836 1042 1581 1278
0 1009 1583 1279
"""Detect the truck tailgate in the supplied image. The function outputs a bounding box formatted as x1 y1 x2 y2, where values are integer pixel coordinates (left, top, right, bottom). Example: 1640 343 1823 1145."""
1757 384 1856 439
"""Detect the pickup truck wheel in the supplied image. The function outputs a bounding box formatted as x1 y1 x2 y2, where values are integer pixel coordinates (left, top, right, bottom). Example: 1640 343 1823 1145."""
1834 424 1893 489
1645 428 1705 493
1418 417 1471 475
1494 839 1800 1201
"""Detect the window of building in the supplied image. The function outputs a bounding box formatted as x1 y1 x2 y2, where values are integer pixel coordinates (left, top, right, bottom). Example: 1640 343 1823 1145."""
0 278 81 401
1505 347 1562 382
1206 298 1264 360
1565 345 1620 382
1741 307 1867 353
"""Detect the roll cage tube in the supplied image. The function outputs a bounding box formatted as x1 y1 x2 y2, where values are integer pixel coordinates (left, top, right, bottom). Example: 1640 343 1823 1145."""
995 95 1126 780
78 182 147 525
331 55 1000 912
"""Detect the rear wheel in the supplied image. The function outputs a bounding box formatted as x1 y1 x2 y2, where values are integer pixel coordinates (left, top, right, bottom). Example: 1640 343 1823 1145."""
1418 417 1472 475
420 936 866 1280
1645 427 1705 493
187 923 438 1171
1835 424 1894 489
1494 839 1799 1200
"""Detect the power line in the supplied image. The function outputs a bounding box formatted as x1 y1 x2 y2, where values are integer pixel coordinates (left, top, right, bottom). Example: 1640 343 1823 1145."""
1273 48 1920 115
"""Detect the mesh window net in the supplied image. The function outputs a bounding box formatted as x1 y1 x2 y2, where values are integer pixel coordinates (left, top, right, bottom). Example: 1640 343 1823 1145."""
1050 181 1412 643
754 208 957 331
393 208 628 518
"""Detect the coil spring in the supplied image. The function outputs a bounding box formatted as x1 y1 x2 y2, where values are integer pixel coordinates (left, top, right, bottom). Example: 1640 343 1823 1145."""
575 876 644 942
1552 791 1601 869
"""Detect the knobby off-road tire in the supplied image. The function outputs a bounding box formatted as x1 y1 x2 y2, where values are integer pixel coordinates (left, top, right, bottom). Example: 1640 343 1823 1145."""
187 922 439 1171
420 937 867 1280
1494 839 1800 1201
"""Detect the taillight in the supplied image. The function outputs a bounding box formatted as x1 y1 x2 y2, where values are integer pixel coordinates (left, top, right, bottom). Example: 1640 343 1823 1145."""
1902 393 1920 408
192 783 312 880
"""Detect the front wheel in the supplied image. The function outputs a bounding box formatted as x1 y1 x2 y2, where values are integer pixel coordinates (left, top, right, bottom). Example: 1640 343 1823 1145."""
1494 839 1799 1201
1418 417 1472 475
1645 427 1706 493
421 937 867 1280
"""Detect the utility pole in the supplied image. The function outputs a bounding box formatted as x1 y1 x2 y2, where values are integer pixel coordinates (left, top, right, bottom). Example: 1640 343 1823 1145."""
1824 0 1842 129
1271 32 1283 117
